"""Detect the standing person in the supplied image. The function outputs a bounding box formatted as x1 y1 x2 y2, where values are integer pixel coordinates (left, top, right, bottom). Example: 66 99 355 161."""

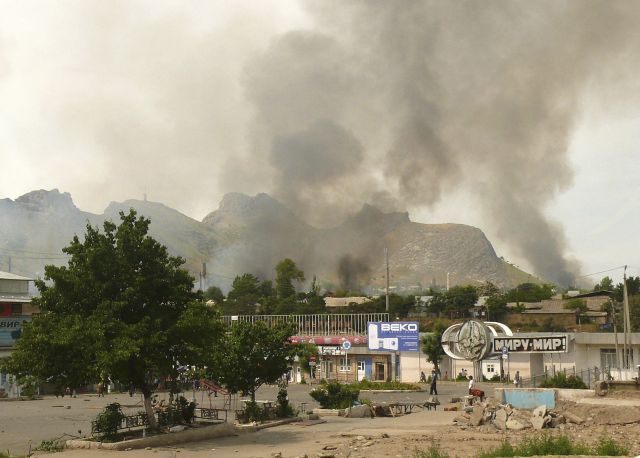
514 371 521 388
468 375 475 394
430 369 438 395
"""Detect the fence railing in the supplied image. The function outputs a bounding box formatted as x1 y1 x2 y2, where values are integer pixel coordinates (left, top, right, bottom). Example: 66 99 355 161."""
222 313 389 336
521 366 606 388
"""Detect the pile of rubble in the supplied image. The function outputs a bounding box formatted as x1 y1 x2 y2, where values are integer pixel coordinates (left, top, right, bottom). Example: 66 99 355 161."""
453 398 584 431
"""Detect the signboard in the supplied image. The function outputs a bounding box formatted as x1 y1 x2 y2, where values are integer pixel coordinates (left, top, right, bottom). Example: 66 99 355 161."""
367 321 419 352
0 316 31 347
492 336 568 353
317 345 346 356
341 341 352 351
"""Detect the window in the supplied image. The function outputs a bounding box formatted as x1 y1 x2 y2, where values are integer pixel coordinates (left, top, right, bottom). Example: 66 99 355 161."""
486 364 495 373
11 304 22 315
600 348 633 369
339 357 352 372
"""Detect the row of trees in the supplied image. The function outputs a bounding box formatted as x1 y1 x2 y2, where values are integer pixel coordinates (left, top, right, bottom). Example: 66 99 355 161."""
0 211 300 429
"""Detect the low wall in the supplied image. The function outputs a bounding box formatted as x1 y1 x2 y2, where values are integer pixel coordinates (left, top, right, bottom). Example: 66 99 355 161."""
495 388 556 409
555 389 595 401
66 423 235 450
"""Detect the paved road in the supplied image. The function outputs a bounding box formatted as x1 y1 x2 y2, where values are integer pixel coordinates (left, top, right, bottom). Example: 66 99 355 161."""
0 381 496 456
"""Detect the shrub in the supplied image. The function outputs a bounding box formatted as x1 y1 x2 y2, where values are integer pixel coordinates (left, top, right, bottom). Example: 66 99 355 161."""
356 379 421 391
177 396 196 424
275 386 296 418
35 438 64 452
93 403 125 441
18 375 38 399
538 373 587 389
236 401 269 424
309 381 360 409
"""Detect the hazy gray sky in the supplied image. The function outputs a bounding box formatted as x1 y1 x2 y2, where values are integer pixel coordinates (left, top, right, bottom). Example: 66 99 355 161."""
1 0 639 285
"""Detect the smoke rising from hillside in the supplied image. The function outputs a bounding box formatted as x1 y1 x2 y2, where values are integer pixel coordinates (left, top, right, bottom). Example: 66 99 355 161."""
3 1 640 286
239 0 640 285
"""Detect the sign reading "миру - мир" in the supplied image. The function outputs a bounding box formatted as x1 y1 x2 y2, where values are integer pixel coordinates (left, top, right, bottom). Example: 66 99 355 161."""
492 335 568 353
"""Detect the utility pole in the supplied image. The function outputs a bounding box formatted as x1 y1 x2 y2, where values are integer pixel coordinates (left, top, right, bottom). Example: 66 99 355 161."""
623 265 633 369
446 272 450 291
7 256 11 273
612 299 622 379
385 247 390 312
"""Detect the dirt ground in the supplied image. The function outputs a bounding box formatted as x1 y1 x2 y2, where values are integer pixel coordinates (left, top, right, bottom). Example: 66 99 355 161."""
3 384 640 457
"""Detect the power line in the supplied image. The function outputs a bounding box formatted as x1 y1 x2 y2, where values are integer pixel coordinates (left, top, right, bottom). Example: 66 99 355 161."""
574 266 626 279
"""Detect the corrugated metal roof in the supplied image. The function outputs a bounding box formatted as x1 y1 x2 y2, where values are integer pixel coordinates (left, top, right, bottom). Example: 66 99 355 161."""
0 271 33 281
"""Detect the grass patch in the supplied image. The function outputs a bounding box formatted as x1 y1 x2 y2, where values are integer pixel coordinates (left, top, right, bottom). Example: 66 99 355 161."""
414 441 450 458
477 433 628 457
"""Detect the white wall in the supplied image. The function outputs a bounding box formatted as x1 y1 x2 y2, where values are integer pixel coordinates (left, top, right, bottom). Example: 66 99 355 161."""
399 351 427 383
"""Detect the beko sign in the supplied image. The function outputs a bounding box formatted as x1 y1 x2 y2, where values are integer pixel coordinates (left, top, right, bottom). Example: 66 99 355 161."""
368 321 419 352
380 323 419 332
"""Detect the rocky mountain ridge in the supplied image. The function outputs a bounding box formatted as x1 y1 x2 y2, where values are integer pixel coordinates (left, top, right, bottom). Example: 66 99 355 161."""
0 189 536 291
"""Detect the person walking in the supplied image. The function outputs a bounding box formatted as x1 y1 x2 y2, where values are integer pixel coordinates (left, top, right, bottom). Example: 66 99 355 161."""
430 369 438 395
420 371 427 383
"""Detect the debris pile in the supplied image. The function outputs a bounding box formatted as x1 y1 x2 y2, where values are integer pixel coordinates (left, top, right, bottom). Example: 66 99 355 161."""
452 398 585 432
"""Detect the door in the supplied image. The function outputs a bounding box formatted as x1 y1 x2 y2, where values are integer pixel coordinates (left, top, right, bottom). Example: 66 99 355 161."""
375 362 386 381
357 361 366 381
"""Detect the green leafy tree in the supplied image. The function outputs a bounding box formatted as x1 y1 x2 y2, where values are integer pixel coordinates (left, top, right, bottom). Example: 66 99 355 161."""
421 320 447 373
210 321 297 402
225 273 262 315
204 286 224 305
486 294 509 321
505 283 554 302
275 258 305 299
0 210 223 429
593 276 614 291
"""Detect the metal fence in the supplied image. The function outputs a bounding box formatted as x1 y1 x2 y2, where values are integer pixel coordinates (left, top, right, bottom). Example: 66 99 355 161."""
522 366 606 388
221 313 389 336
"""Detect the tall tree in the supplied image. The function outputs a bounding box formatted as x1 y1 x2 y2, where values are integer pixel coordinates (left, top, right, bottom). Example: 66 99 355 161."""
421 320 447 373
275 258 305 299
209 321 297 402
0 210 223 429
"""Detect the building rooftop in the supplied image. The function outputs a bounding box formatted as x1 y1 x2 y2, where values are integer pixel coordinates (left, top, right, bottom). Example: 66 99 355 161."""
0 271 33 281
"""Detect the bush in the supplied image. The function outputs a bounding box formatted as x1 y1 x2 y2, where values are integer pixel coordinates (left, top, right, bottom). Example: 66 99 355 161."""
538 373 587 389
309 381 360 409
275 386 296 418
177 396 196 424
356 379 421 390
236 401 269 424
35 438 64 452
18 375 38 399
93 403 125 441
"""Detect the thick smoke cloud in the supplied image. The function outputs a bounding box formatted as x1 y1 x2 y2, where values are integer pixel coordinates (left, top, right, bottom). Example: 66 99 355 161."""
240 0 640 285
338 254 371 292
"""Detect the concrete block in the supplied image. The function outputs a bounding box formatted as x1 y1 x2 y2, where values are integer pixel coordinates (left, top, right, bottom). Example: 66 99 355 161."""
497 388 556 409
506 419 527 431
532 405 547 417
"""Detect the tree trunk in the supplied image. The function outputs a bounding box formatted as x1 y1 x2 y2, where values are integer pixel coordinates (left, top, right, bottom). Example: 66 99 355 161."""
251 388 256 403
142 388 158 430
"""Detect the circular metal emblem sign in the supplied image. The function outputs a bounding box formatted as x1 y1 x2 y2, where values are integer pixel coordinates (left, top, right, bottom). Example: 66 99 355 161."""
441 320 512 362
455 320 491 360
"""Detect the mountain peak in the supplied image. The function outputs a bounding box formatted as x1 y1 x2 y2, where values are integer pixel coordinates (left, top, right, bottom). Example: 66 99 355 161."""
202 192 299 229
14 189 78 212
